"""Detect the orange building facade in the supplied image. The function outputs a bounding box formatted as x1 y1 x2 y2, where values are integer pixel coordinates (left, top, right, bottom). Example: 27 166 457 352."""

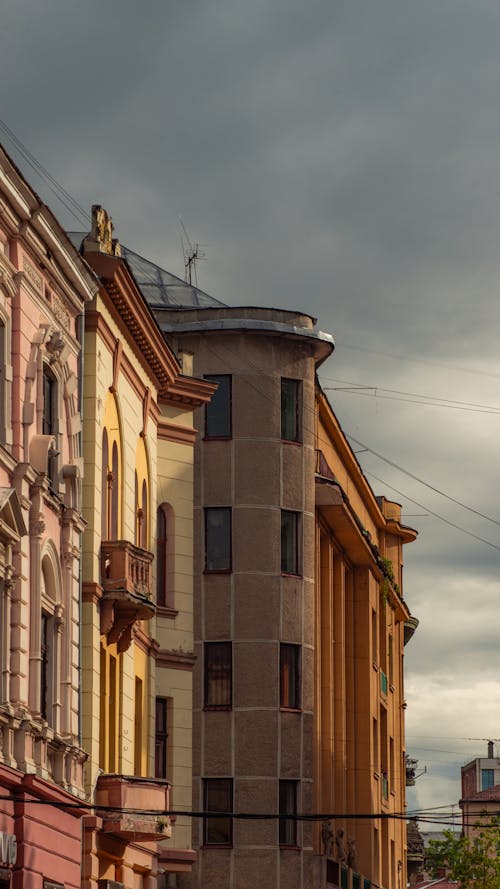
314 388 417 888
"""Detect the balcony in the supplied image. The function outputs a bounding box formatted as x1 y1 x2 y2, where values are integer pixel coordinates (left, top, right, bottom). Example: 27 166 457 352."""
100 540 155 651
95 773 171 841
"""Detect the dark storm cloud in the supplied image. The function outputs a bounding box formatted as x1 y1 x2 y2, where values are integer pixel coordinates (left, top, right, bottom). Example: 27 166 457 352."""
2 0 500 810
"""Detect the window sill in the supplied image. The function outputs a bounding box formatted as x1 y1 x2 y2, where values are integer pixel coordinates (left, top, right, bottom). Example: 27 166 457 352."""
280 438 302 446
279 844 300 851
280 707 302 714
204 568 232 575
203 435 232 442
204 705 232 712
202 843 233 850
156 605 179 620
281 572 302 579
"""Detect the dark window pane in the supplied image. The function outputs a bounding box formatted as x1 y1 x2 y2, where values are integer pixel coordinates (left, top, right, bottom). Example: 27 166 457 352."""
482 768 494 791
42 366 55 436
279 780 297 846
205 508 231 572
41 612 49 720
280 644 301 709
281 378 300 442
204 778 233 846
205 375 232 438
155 697 168 779
205 642 232 708
281 510 299 574
156 507 167 606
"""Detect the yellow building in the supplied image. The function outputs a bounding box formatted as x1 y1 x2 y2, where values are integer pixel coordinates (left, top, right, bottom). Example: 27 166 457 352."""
75 209 214 888
315 385 418 889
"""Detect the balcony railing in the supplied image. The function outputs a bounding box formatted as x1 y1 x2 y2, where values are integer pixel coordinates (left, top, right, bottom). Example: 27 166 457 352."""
101 539 154 598
99 540 155 650
95 773 171 841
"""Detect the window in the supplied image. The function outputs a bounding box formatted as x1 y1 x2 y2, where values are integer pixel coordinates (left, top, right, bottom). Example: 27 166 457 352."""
205 374 232 438
205 507 231 572
205 642 232 709
155 697 168 779
281 510 300 575
40 611 50 721
482 768 494 791
156 503 175 609
280 644 301 709
281 378 301 442
279 780 298 846
203 778 233 846
42 365 58 488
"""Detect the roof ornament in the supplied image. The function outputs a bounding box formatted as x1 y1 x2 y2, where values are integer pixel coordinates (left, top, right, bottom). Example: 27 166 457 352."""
83 205 121 256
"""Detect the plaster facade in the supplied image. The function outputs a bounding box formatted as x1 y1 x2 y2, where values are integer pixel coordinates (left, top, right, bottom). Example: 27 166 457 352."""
0 145 97 887
153 303 418 889
78 217 214 888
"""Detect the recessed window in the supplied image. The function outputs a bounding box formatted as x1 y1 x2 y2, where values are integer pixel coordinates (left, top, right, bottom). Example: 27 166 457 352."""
281 510 300 575
279 780 298 846
203 778 233 846
205 374 232 438
205 642 232 709
280 644 301 710
281 378 301 442
155 696 169 779
205 507 231 572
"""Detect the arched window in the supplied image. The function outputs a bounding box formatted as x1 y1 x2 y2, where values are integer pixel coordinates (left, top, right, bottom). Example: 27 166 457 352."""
134 438 150 550
156 503 175 610
101 391 122 542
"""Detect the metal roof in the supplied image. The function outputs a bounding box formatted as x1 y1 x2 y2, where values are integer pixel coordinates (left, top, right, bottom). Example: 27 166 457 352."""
67 233 226 310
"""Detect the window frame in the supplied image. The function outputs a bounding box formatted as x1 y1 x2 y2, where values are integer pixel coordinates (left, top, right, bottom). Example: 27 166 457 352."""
279 779 298 847
280 510 301 576
204 507 232 573
204 641 232 710
155 696 169 779
280 643 301 710
203 778 233 847
281 378 301 443
204 374 232 440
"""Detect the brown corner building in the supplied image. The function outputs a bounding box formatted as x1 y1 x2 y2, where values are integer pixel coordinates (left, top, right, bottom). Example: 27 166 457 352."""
127 248 419 889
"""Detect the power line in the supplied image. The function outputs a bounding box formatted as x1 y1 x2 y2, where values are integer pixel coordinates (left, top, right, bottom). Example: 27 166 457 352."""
340 342 500 380
324 385 500 416
363 469 500 552
0 119 90 227
346 433 500 527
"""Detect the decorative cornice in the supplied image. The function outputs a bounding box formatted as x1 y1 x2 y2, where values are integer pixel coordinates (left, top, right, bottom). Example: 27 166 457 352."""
162 375 216 409
157 420 197 446
155 649 196 671
82 252 180 391
82 581 102 604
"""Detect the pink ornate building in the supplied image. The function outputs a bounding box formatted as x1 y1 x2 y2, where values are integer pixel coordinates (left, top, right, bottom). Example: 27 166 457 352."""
0 145 97 888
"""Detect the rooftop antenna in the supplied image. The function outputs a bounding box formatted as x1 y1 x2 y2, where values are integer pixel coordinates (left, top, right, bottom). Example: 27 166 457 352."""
178 215 206 287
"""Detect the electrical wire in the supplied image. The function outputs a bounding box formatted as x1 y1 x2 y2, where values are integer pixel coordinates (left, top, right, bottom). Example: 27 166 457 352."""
340 342 500 380
363 469 500 551
345 433 500 527
0 118 90 227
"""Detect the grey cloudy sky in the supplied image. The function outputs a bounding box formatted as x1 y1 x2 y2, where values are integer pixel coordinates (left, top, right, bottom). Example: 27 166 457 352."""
3 0 500 819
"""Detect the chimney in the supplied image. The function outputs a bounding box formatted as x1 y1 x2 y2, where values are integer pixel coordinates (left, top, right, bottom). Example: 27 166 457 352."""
488 740 494 758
